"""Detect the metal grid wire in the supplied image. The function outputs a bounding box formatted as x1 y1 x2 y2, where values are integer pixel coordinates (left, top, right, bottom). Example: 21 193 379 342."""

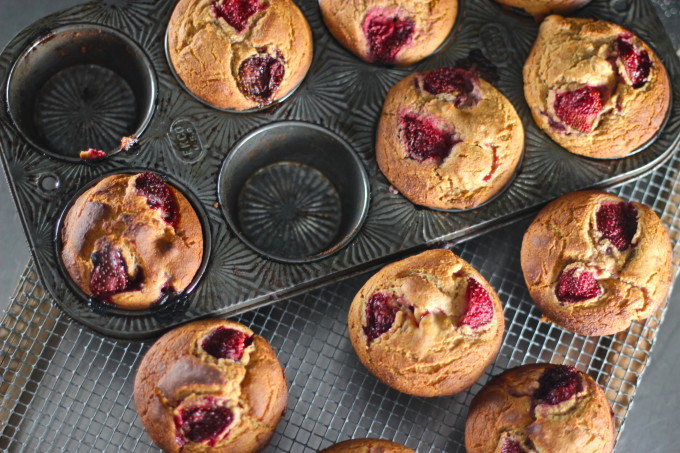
1 141 679 452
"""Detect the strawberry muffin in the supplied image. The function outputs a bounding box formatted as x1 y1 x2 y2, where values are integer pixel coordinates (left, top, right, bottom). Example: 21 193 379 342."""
376 67 524 210
348 249 505 397
320 438 415 453
134 320 288 453
60 172 203 310
521 191 672 336
465 363 615 453
495 0 590 20
524 15 670 158
319 0 457 66
167 0 313 110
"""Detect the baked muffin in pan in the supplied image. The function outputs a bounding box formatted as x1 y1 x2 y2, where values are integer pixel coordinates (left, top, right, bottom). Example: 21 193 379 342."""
524 15 670 158
319 0 457 66
495 0 591 20
60 172 203 311
168 0 313 110
376 67 524 210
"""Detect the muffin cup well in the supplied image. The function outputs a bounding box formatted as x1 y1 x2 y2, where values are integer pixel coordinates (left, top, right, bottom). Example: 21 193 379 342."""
54 169 211 318
218 121 370 263
7 24 156 162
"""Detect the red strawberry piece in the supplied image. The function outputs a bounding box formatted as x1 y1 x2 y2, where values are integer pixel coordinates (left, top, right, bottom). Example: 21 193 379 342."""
615 35 652 89
237 53 285 104
596 202 638 252
211 0 267 33
501 438 527 453
175 397 233 447
399 112 460 165
420 68 482 109
534 365 583 406
483 144 499 182
364 292 400 343
459 278 495 329
362 8 415 64
555 268 601 303
134 172 180 227
553 86 603 133
90 242 130 298
201 327 253 361
79 148 107 160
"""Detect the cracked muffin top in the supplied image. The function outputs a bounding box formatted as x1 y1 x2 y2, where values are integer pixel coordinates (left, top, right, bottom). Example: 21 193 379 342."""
134 319 288 453
523 15 670 158
465 363 615 453
376 67 524 210
320 438 415 453
348 249 505 397
494 0 590 20
521 190 672 336
167 0 313 110
60 172 203 311
319 0 456 66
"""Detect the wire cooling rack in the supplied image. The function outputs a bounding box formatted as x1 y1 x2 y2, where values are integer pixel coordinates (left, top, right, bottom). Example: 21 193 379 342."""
1 141 679 452
2 0 680 447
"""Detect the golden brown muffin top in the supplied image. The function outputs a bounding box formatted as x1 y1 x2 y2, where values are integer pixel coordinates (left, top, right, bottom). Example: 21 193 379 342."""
134 319 288 453
465 363 615 453
320 438 415 453
60 172 203 311
348 249 505 397
523 15 670 158
521 190 672 336
168 0 313 110
495 0 590 20
319 0 456 66
376 68 524 210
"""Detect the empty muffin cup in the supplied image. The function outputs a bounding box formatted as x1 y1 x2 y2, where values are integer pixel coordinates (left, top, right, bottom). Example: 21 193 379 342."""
7 24 156 161
218 121 370 263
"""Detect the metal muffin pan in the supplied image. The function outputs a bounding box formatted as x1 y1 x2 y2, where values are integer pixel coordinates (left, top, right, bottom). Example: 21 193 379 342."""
0 0 678 338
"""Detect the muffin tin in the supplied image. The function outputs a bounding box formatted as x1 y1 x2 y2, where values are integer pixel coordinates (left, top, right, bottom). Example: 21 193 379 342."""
0 0 679 338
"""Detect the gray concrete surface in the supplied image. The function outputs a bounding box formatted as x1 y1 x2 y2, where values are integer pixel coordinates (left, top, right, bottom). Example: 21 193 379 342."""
0 1 678 451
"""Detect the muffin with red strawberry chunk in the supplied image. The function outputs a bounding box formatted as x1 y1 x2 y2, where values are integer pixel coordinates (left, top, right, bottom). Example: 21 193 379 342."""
60 172 203 310
168 0 313 110
524 15 670 158
348 249 505 397
465 363 615 453
319 0 457 66
134 320 288 453
376 67 524 210
521 191 672 336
